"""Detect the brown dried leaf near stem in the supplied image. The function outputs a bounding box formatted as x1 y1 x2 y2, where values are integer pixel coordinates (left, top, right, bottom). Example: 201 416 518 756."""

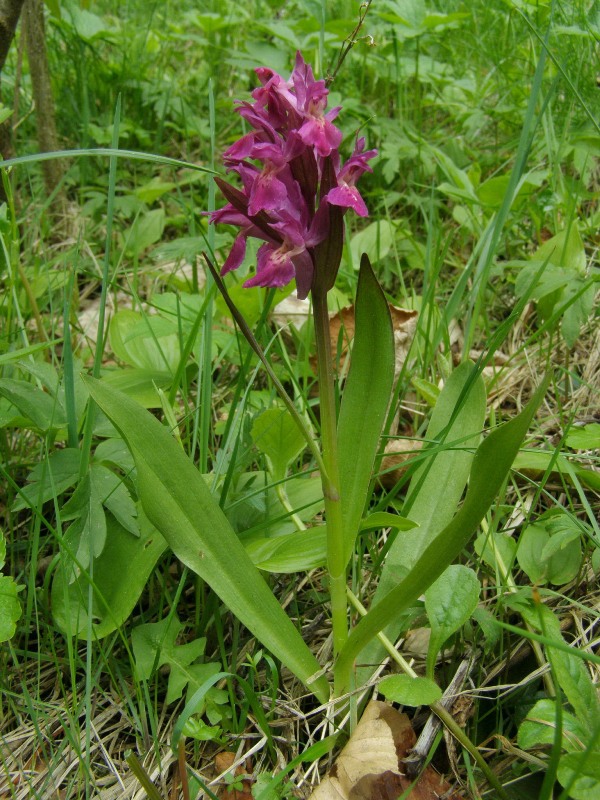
310 304 418 378
308 701 463 800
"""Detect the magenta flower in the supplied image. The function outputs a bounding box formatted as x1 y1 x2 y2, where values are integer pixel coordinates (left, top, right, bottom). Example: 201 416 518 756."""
210 52 377 299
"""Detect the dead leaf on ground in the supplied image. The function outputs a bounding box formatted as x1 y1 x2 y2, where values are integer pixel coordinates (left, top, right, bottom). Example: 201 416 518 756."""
214 751 254 800
310 305 418 378
379 439 424 490
309 701 463 800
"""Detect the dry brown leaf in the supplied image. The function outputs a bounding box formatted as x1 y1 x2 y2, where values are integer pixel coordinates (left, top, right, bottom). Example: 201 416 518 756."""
214 751 254 800
310 304 418 378
389 306 419 378
309 701 463 800
379 439 424 490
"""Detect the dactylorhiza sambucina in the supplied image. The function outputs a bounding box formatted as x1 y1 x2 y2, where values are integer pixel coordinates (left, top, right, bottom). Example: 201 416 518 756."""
210 52 376 299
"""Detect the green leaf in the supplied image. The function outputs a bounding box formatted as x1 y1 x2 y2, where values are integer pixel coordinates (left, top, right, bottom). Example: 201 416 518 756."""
52 509 167 638
355 361 486 686
182 718 223 743
83 376 329 702
0 531 23 642
0 575 22 642
132 614 221 707
424 565 480 677
474 531 517 572
132 615 187 680
349 221 395 265
518 699 588 751
61 471 108 571
472 606 500 651
246 527 327 573
0 340 60 366
101 367 174 408
336 377 548 693
517 524 550 583
61 463 138 572
521 604 600 731
0 105 12 126
0 378 67 432
109 310 179 373
517 511 583 586
359 512 418 532
557 751 600 800
534 226 586 272
512 449 600 492
378 674 442 706
125 208 165 255
134 178 177 204
252 408 306 481
411 376 440 406
337 254 395 567
562 281 596 348
12 448 81 512
567 423 600 450
64 6 116 41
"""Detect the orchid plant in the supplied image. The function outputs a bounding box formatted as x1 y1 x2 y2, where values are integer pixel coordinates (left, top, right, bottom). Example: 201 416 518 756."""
80 50 546 723
209 52 378 669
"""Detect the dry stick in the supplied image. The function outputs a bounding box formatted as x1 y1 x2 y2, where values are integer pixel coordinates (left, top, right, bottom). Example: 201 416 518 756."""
326 0 373 87
178 739 191 800
403 655 475 778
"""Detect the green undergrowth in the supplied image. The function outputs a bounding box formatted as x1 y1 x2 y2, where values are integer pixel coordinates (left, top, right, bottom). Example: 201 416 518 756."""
1 1 599 799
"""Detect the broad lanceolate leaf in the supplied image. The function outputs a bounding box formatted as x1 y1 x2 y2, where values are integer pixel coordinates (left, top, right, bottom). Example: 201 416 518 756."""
337 255 395 568
424 565 480 678
246 526 327 573
335 377 548 693
359 512 417 533
84 376 329 703
355 361 486 685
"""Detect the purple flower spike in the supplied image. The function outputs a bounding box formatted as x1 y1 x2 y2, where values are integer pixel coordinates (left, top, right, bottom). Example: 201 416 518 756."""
210 52 377 298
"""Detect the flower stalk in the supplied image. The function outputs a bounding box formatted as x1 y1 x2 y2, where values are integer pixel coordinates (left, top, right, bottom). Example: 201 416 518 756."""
312 284 348 665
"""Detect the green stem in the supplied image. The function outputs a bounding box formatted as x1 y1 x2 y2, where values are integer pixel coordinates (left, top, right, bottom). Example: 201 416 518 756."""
275 483 307 532
312 286 348 673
